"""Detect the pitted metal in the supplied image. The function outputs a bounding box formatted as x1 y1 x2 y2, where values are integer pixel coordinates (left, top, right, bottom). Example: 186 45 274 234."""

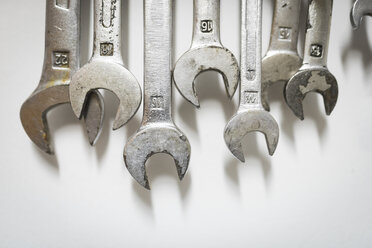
69 0 142 130
351 0 372 29
173 0 239 107
124 0 191 190
224 0 279 162
261 0 302 111
285 0 338 120
20 0 104 154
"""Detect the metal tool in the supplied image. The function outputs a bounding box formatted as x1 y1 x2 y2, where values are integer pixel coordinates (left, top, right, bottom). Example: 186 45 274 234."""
351 0 372 29
261 0 302 111
69 0 141 130
172 0 239 107
20 0 104 154
284 0 338 120
124 0 191 190
224 0 279 162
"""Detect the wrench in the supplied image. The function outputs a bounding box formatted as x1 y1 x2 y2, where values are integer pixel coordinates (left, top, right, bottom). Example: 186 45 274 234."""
69 0 142 130
284 0 338 120
124 0 191 190
20 0 104 154
224 0 279 162
351 0 372 29
172 0 239 107
261 0 302 111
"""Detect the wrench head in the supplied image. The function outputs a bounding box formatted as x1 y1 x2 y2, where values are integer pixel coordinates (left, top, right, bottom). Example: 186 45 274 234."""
69 60 142 130
124 125 191 190
351 0 372 29
224 109 279 162
284 68 338 120
261 52 302 111
173 46 239 107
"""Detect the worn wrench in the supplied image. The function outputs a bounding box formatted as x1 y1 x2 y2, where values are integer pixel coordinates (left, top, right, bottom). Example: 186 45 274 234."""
224 0 279 162
172 0 239 107
124 0 191 190
261 0 302 111
20 0 104 154
285 0 338 120
351 0 372 29
69 0 141 130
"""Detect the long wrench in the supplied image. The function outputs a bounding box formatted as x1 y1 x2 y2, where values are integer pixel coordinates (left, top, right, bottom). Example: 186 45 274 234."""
69 0 142 130
224 0 279 162
261 0 302 111
351 0 372 29
173 0 239 107
124 0 191 190
20 0 104 154
285 0 338 120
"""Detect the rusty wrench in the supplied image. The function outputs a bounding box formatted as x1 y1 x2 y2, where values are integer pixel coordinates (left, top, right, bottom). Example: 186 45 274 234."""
351 0 372 29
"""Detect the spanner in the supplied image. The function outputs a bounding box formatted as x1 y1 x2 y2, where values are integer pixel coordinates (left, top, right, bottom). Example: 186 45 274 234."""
172 0 239 107
124 0 191 190
224 0 279 162
285 0 338 120
261 0 302 111
20 0 104 154
351 0 372 29
69 0 142 130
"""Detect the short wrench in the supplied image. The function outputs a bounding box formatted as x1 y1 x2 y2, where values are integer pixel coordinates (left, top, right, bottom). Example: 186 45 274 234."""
173 0 239 107
20 0 104 154
70 0 142 130
351 0 372 29
224 0 279 162
124 0 191 190
261 0 302 111
285 0 338 120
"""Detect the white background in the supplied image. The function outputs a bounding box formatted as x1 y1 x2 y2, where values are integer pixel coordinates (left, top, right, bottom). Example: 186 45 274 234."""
1 0 372 247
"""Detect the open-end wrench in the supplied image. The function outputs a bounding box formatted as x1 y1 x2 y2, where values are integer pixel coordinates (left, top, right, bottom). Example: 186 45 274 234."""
172 0 239 107
20 0 104 154
261 0 302 111
124 0 191 190
224 0 279 162
285 0 338 120
69 0 142 130
351 0 372 29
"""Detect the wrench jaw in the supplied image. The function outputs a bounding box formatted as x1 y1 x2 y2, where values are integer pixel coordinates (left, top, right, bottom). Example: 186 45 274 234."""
351 0 372 29
124 125 191 190
284 68 339 120
224 110 279 162
82 91 105 145
69 61 142 130
173 46 239 107
261 52 302 111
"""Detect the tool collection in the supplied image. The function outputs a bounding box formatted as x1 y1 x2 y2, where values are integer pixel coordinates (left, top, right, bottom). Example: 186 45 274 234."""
21 0 347 189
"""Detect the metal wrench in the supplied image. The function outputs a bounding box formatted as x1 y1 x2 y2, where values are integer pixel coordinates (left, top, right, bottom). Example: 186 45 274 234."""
69 0 142 130
20 0 104 154
173 0 239 107
224 0 279 162
124 0 191 190
261 0 302 111
285 0 338 120
351 0 372 29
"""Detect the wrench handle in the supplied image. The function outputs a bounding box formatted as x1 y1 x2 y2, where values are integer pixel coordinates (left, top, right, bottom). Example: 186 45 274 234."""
302 0 333 67
239 0 263 110
92 0 123 63
142 0 173 124
267 0 301 53
191 0 222 48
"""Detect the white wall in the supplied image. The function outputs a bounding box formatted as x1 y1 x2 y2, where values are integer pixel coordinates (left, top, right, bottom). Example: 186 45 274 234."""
1 0 372 247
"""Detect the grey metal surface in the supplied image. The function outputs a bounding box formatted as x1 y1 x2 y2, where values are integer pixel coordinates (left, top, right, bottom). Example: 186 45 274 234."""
351 0 372 29
172 0 239 107
285 0 338 120
20 0 104 154
69 0 142 130
224 0 279 162
124 0 191 190
261 0 302 111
